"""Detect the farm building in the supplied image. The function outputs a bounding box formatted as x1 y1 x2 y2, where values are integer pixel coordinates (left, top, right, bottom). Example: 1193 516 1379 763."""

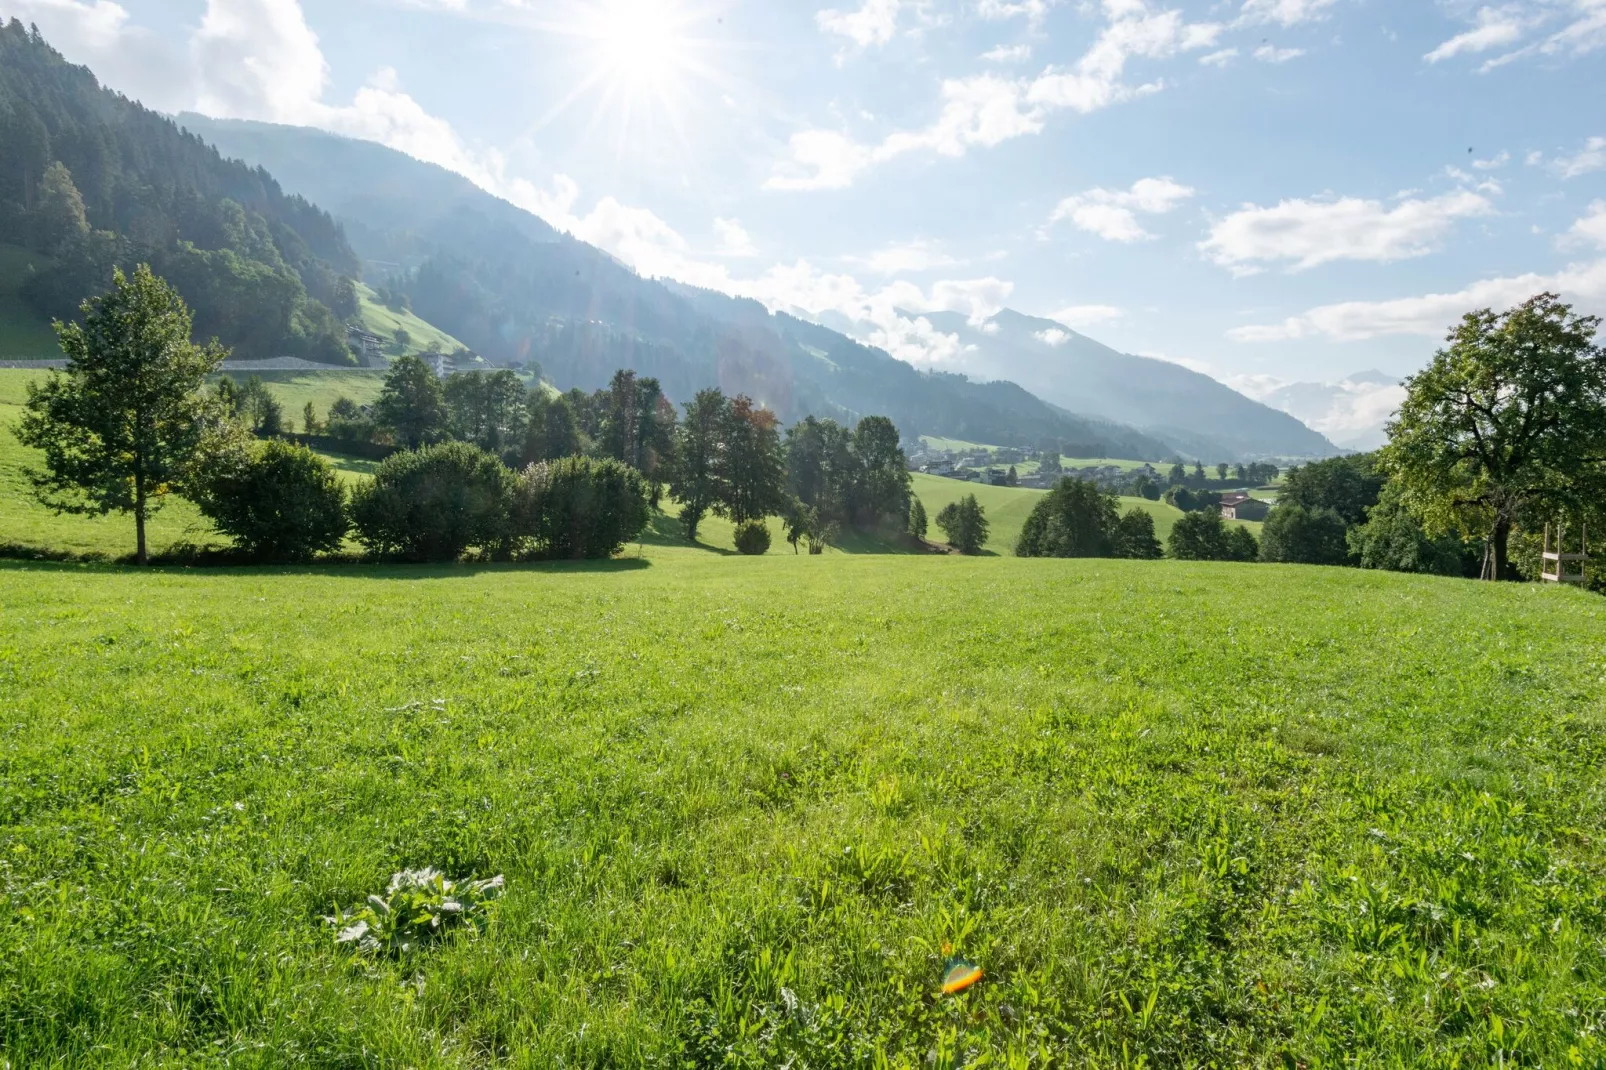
1219 494 1270 521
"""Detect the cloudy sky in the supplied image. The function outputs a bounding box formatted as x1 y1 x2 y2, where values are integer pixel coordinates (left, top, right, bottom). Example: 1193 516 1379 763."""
7 0 1606 400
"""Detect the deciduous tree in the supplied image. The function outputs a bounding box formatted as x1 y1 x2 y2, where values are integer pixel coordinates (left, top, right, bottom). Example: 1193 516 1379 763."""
17 264 225 563
1382 293 1606 580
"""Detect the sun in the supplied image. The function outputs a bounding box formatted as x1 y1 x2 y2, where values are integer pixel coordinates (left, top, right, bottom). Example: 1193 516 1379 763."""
592 0 689 89
524 0 735 150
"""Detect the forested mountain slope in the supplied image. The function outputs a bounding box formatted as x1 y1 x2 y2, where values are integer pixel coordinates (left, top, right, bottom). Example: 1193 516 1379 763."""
0 21 358 363
177 115 1180 456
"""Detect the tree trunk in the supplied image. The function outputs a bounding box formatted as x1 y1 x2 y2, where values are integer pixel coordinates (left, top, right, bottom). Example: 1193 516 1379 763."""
1484 516 1511 581
134 476 148 566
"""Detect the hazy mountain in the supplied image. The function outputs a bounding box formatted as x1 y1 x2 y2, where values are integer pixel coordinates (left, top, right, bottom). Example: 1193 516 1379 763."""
179 114 1175 457
913 309 1339 460
1239 371 1405 452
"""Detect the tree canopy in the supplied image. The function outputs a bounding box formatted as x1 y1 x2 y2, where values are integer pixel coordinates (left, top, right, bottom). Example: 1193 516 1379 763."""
1381 293 1606 580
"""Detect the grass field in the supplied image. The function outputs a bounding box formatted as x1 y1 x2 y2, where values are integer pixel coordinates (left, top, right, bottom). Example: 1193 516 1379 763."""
0 243 63 359
1 552 1603 1066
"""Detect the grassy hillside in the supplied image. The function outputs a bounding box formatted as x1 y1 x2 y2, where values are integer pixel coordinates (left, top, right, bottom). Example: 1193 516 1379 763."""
0 243 64 358
2 553 1602 1065
355 282 470 360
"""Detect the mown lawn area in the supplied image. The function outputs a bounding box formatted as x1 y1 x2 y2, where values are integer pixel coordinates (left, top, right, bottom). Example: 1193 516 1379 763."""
1 552 1603 1066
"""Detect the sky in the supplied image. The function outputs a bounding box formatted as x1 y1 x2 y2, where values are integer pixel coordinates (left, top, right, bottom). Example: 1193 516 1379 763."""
6 0 1606 428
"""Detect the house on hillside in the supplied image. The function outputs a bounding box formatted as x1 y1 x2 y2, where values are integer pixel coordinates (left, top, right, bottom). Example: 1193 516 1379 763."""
346 325 384 365
1219 493 1270 521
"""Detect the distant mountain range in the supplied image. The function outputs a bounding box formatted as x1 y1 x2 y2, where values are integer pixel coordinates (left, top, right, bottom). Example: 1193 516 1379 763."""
904 309 1339 460
177 113 1337 460
1233 370 1405 452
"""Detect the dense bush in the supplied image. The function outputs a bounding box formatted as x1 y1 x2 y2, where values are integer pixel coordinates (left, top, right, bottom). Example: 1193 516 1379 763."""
733 519 772 555
1259 504 1351 565
1016 478 1118 557
513 456 648 559
1281 453 1385 526
1168 510 1258 562
1348 489 1473 576
351 441 513 562
936 495 989 555
1113 508 1163 559
190 439 347 562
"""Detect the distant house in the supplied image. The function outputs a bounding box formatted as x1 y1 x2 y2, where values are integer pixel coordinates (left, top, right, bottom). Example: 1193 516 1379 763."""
346 325 384 365
1219 493 1270 521
425 351 452 377
986 468 1008 486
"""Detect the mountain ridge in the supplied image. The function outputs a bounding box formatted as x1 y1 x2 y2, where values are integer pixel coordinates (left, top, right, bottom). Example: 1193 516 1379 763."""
177 112 1335 460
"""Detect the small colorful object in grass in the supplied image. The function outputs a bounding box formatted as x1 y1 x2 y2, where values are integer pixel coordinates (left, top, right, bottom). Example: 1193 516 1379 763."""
941 957 983 995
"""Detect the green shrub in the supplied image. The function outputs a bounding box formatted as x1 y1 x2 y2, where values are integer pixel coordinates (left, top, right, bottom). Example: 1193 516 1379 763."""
1113 508 1163 559
1016 478 1118 557
1260 504 1351 565
936 495 989 555
351 441 514 562
734 519 772 555
907 497 928 541
1348 488 1473 576
1169 510 1258 562
513 456 648 559
189 438 347 562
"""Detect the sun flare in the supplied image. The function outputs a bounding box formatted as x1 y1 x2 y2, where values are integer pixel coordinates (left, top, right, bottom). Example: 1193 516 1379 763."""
593 0 687 88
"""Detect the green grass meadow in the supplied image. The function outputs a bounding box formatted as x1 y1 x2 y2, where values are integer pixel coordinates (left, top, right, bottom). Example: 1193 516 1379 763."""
2 553 1604 1066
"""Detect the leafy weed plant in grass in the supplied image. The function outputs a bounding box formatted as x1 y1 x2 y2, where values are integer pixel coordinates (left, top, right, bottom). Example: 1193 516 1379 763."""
326 868 504 956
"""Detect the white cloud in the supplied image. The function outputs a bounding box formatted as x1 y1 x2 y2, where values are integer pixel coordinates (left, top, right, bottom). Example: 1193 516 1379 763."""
1571 202 1606 249
1253 43 1305 62
1199 46 1238 65
713 218 756 257
1472 149 1511 169
977 0 1051 25
4 0 192 110
1035 328 1070 345
768 1 1221 190
1238 0 1338 26
1230 372 1407 444
1050 303 1124 327
816 0 903 52
855 240 962 273
1201 189 1495 271
1228 258 1606 341
1431 0 1606 69
980 43 1033 62
1552 136 1606 178
1424 6 1528 62
1047 176 1195 242
764 130 877 191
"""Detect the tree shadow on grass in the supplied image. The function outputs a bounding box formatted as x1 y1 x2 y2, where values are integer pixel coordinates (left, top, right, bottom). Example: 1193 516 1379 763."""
636 507 736 556
0 554 653 580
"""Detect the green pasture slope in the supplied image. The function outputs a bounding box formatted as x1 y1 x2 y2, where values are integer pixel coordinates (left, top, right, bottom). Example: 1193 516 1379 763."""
355 282 470 359
1 551 1604 1065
